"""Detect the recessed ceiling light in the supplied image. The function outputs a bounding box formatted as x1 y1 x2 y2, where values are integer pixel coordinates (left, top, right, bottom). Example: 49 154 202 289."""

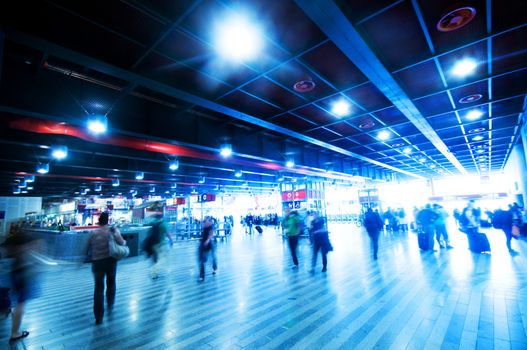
135 171 144 180
285 159 295 168
112 179 120 187
377 130 390 141
169 160 179 171
25 175 35 183
234 170 243 178
87 114 108 134
359 120 375 129
418 157 426 163
51 145 68 160
451 58 478 78
430 164 437 168
94 184 102 192
465 110 483 120
391 143 405 148
472 135 484 141
459 94 482 104
403 147 412 154
213 13 264 62
331 99 351 117
36 163 49 174
220 144 232 157
198 176 206 184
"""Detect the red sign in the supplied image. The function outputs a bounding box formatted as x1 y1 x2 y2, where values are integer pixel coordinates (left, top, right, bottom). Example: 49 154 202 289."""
77 204 86 211
176 197 186 205
282 192 293 201
197 194 216 203
107 204 114 210
293 190 306 200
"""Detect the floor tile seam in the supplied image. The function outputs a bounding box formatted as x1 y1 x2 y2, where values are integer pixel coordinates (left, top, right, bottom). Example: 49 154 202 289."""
288 261 443 350
319 259 449 350
260 269 418 350
354 276 452 350
28 262 354 344
50 269 353 349
421 293 463 349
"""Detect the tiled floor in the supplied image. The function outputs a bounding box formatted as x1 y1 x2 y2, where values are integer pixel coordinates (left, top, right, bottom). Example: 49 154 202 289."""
1 223 526 349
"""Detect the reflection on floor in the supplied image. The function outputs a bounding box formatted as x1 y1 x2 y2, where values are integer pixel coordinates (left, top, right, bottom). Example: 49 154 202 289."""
1 223 527 349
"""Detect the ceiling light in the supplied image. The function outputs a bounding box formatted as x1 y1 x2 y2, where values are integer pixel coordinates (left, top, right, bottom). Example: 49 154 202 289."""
472 135 484 141
430 164 437 169
87 114 108 134
165 191 170 194
198 176 206 184
26 186 33 190
17 180 27 188
169 160 179 171
51 145 68 160
403 147 412 154
150 187 155 193
331 99 351 117
171 183 177 189
241 182 248 187
213 13 264 62
465 110 483 120
220 144 232 157
25 175 35 183
476 149 485 154
36 163 49 174
459 94 482 104
135 171 144 180
234 170 243 178
285 159 295 168
21 190 28 194
12 187 21 195
94 184 102 192
419 157 427 163
451 58 478 78
112 179 120 187
377 130 391 141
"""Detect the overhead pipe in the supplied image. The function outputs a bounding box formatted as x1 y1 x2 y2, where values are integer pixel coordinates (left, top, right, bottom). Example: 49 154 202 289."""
7 116 361 181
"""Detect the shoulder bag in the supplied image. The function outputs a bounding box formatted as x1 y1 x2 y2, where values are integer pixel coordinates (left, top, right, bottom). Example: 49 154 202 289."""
108 228 129 260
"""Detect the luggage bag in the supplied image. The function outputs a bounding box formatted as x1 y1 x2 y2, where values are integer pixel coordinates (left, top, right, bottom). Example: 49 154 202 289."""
467 233 491 253
255 226 263 234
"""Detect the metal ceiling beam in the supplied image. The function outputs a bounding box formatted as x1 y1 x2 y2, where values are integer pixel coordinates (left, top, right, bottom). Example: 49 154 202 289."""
0 30 4 85
295 0 467 175
3 28 422 179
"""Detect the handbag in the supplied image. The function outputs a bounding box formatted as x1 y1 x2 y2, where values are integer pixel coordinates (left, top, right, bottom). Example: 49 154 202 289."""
512 225 520 239
108 228 129 260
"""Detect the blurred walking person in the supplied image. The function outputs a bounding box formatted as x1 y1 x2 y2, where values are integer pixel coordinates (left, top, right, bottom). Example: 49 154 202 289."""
283 209 301 269
309 212 332 272
1 227 42 342
145 214 173 279
198 218 217 281
86 212 126 325
433 204 452 249
364 208 384 260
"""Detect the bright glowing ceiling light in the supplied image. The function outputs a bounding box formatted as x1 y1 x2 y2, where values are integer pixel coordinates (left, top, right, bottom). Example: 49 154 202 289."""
430 164 437 169
472 135 484 141
377 130 391 141
25 175 35 183
94 184 102 192
12 187 21 194
150 186 155 193
26 186 34 190
171 183 177 189
135 171 144 180
419 157 427 163
17 180 27 188
331 99 351 117
87 114 108 134
214 14 264 62
476 149 485 154
465 110 483 120
220 144 233 157
403 147 412 154
36 163 49 174
285 159 295 168
169 160 179 171
198 176 206 184
51 145 68 160
451 58 477 77
112 179 120 187
234 170 243 178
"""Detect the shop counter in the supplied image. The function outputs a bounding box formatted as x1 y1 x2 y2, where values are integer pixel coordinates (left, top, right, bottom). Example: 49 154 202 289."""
23 226 152 261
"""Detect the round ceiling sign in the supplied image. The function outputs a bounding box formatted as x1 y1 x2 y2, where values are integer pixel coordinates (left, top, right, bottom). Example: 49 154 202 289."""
468 127 486 134
459 94 483 103
437 7 477 32
293 80 316 93
359 120 375 129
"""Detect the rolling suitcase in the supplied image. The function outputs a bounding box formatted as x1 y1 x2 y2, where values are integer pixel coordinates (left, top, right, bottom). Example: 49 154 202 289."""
417 230 432 251
255 225 263 234
467 233 491 253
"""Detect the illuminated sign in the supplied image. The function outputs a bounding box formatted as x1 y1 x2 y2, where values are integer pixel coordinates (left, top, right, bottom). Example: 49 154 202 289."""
197 194 216 203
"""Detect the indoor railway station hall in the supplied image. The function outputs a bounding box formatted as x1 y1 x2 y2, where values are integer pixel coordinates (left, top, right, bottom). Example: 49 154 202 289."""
0 1 526 349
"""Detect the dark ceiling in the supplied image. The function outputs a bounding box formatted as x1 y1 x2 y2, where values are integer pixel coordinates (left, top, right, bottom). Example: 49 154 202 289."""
0 0 525 198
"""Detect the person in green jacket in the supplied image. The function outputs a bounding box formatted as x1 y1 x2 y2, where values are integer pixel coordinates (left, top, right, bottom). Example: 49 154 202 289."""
283 209 301 268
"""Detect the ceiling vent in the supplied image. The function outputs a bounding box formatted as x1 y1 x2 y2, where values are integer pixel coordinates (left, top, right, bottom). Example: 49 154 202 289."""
437 7 476 32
